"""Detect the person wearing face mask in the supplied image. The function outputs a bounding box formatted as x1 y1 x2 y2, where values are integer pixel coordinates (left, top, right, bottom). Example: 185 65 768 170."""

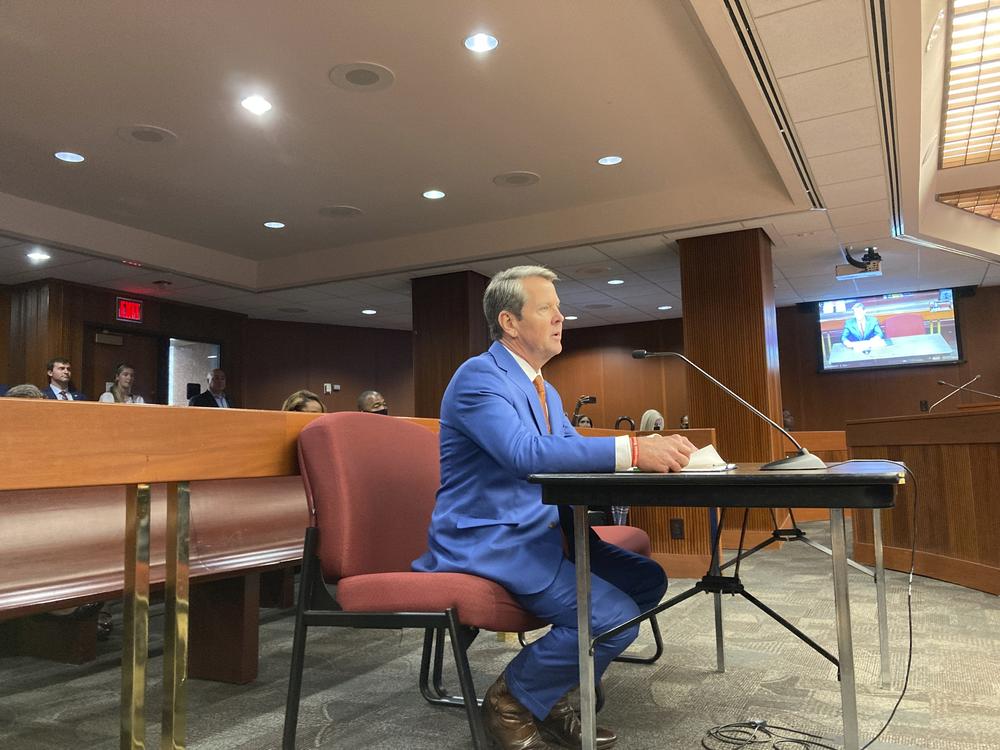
356 389 388 415
98 363 145 403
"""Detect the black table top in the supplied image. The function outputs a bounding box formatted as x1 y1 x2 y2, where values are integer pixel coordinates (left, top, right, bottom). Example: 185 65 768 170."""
530 460 904 509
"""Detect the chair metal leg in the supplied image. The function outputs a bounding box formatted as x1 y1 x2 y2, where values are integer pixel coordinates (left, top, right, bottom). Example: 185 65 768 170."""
446 610 489 750
421 625 484 708
282 530 318 750
612 614 664 665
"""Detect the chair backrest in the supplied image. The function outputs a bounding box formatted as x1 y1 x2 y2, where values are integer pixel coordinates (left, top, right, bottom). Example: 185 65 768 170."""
297 412 440 581
883 313 925 338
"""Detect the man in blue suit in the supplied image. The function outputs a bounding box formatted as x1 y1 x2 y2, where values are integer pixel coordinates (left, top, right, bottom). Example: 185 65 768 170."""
414 266 695 749
41 357 87 400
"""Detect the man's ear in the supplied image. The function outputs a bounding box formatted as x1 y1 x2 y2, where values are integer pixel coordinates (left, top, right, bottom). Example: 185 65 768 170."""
498 310 517 338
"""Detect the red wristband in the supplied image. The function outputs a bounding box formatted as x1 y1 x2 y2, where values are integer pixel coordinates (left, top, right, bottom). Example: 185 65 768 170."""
629 435 639 467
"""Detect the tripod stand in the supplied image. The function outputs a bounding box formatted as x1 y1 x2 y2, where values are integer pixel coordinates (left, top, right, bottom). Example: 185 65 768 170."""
594 504 891 687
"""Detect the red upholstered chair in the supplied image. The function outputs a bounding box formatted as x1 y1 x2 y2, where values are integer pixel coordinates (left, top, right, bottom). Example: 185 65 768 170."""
882 313 925 338
282 412 546 750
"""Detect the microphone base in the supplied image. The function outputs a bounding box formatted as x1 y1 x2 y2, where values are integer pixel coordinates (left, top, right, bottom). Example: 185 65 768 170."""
760 450 827 471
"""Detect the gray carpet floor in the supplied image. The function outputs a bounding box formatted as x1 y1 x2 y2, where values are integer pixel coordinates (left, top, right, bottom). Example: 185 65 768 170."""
1 521 998 749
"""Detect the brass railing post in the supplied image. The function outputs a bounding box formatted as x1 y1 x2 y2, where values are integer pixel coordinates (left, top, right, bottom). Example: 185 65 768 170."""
162 481 191 750
121 483 152 750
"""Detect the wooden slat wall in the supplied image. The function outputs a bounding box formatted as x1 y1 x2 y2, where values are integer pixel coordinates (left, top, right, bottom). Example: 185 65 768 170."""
412 271 490 418
847 408 1000 594
678 229 785 546
545 319 688 431
0 285 10 385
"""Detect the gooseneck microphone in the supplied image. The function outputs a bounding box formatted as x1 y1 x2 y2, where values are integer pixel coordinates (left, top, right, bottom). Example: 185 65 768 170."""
935 375 998 401
631 349 826 470
928 374 986 412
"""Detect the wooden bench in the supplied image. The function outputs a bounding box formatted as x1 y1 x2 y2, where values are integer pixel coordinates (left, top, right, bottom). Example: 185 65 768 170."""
0 477 307 680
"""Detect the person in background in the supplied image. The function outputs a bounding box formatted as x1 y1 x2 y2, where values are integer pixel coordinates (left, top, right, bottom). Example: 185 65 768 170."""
639 409 665 432
4 384 44 399
282 389 326 413
576 414 593 428
98 363 145 403
188 368 234 408
841 302 886 353
357 389 388 414
413 265 695 750
782 409 795 430
41 357 87 400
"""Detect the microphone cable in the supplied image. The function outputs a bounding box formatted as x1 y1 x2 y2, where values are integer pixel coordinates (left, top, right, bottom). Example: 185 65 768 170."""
701 460 918 750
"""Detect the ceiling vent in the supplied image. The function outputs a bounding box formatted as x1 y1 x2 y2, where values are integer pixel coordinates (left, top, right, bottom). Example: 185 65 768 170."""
329 63 395 92
116 125 178 145
493 171 540 187
319 205 364 218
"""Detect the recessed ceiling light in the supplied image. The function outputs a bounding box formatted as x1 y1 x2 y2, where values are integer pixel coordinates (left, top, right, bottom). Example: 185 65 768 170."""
27 249 51 262
116 125 178 145
152 279 173 287
54 151 85 163
597 155 623 166
241 95 272 115
423 189 446 200
464 33 499 52
564 315 578 321
263 221 286 229
361 309 377 315
657 305 673 311
122 259 143 267
607 279 624 285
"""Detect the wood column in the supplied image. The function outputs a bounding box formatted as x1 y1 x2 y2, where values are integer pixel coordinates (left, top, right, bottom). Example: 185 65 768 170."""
678 229 785 546
411 271 490 418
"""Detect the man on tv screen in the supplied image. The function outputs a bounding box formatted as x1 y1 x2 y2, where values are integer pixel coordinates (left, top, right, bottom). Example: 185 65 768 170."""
841 302 886 354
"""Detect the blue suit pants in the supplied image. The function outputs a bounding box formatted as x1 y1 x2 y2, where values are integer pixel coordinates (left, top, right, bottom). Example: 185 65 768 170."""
504 539 668 720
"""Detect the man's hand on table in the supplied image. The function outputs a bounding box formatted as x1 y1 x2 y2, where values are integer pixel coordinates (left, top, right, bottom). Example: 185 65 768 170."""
636 433 697 473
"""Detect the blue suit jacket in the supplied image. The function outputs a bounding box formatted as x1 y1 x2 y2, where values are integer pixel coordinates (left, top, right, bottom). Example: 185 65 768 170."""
413 341 616 595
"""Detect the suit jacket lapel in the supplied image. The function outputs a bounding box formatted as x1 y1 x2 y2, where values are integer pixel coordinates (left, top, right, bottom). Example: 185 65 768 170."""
489 341 549 435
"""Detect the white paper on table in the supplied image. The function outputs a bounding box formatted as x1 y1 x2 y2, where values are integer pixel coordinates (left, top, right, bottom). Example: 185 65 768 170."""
680 444 734 472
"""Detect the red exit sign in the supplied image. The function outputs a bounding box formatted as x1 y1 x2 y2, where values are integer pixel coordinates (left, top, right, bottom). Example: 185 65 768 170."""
116 297 143 323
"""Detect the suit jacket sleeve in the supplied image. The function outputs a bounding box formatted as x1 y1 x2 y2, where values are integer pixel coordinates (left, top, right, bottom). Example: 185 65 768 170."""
442 357 615 478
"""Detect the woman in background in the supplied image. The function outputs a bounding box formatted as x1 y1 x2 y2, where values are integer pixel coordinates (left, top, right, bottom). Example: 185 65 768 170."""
99 363 145 403
281 389 326 413
639 408 665 432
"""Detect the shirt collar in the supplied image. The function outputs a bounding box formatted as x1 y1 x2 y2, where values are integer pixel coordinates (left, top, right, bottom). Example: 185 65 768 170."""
501 344 543 383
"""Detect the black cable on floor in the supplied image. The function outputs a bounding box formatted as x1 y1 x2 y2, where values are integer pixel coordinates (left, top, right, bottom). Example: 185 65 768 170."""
702 459 919 750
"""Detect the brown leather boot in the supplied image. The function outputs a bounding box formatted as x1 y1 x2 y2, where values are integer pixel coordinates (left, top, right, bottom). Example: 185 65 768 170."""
537 694 617 749
481 672 558 750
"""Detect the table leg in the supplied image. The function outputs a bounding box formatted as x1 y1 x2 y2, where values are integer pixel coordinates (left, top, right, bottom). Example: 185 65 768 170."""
872 509 890 689
713 592 725 672
574 504 596 750
830 508 859 750
121 484 151 750
162 481 191 750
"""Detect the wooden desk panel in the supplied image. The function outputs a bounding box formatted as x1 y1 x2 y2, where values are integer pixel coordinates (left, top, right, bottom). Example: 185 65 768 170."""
847 408 1000 594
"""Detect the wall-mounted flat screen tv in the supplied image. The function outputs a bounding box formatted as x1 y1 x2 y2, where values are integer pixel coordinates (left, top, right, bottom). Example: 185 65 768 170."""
818 288 963 372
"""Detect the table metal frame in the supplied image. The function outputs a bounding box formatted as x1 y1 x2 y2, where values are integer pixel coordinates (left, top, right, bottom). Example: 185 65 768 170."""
531 461 903 750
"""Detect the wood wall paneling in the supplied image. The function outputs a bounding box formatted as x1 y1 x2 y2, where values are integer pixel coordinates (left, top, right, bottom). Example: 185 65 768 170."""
242 318 414 414
411 271 489 418
546 318 687 430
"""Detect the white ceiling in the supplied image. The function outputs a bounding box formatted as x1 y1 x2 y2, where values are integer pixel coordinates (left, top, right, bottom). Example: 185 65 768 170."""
0 0 996 330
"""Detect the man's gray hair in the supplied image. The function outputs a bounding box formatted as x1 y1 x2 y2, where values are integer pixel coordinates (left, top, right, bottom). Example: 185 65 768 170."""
483 265 558 341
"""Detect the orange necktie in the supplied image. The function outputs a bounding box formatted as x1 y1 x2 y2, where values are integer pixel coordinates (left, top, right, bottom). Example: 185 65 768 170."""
533 375 551 433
